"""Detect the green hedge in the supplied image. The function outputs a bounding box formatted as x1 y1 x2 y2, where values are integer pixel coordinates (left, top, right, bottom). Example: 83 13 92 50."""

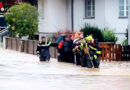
102 28 118 43
81 24 104 42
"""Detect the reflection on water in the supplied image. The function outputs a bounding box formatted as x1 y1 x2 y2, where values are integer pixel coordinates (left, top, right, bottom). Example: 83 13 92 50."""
0 48 130 90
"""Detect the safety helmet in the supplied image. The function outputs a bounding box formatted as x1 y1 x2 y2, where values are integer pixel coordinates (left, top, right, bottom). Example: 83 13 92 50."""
85 35 93 41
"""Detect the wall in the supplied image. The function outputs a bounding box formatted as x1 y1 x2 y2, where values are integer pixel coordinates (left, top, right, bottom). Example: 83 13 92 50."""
66 0 72 30
73 0 105 31
38 0 67 34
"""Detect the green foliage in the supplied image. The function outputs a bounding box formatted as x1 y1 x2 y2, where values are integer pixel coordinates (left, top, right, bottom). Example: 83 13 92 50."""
0 0 4 3
102 28 118 43
5 3 38 39
81 24 104 42
122 39 128 46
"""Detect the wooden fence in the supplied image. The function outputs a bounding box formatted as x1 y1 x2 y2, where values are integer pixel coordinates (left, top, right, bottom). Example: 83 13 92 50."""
99 43 122 61
5 37 57 58
4 37 130 61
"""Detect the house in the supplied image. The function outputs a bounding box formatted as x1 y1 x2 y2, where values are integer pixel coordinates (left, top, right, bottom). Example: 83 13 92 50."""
38 0 129 44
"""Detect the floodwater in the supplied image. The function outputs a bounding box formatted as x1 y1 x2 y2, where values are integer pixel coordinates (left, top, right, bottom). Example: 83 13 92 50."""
0 48 130 90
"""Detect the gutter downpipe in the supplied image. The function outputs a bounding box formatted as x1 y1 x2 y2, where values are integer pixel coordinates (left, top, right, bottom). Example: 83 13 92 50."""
128 0 130 45
71 0 74 32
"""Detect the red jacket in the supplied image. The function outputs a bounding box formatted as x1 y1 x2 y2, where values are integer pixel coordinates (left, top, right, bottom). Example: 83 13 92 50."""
58 41 63 49
0 2 3 8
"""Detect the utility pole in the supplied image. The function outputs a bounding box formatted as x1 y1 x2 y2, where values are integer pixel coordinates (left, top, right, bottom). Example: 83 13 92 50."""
128 0 130 45
71 0 74 32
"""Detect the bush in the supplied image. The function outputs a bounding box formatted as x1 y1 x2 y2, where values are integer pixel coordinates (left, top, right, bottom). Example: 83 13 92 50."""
102 28 118 43
81 24 104 42
122 39 128 46
5 3 38 39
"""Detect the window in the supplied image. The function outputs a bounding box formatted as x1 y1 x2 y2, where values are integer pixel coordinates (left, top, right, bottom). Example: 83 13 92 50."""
85 0 95 18
119 0 128 18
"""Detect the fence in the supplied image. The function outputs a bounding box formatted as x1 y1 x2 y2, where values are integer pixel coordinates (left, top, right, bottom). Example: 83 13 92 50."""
122 45 130 61
4 37 57 58
4 37 130 61
99 43 122 61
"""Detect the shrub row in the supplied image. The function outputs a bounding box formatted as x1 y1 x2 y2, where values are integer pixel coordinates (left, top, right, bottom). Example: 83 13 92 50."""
81 24 118 43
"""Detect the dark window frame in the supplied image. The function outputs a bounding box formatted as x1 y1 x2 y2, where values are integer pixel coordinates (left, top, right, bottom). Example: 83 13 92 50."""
119 0 128 18
85 0 95 19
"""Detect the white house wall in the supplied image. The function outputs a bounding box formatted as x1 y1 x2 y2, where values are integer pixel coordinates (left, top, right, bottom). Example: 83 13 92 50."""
38 0 67 35
66 0 72 30
73 0 105 30
105 0 128 33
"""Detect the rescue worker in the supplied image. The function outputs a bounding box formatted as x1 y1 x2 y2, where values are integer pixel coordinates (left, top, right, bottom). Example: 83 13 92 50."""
79 39 88 67
69 34 75 63
56 32 65 45
36 36 52 61
58 35 72 62
73 32 84 65
85 35 102 68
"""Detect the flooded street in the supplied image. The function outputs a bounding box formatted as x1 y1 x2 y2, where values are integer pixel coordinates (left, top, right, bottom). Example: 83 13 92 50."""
0 48 130 90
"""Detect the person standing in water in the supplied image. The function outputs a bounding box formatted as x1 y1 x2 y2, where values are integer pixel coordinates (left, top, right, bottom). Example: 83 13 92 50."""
36 36 52 61
85 35 102 68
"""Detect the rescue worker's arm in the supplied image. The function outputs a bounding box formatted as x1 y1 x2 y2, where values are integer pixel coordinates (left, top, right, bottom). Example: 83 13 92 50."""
93 51 101 59
37 40 52 51
38 44 50 49
36 43 41 54
50 43 58 47
93 47 102 59
73 45 79 52
79 43 90 55
57 42 63 56
40 41 52 49
39 39 52 47
83 46 90 55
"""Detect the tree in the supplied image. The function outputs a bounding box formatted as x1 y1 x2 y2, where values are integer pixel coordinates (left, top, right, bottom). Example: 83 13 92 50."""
5 3 38 39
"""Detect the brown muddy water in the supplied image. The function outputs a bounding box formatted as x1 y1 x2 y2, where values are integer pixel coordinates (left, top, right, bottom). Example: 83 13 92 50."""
0 48 130 90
